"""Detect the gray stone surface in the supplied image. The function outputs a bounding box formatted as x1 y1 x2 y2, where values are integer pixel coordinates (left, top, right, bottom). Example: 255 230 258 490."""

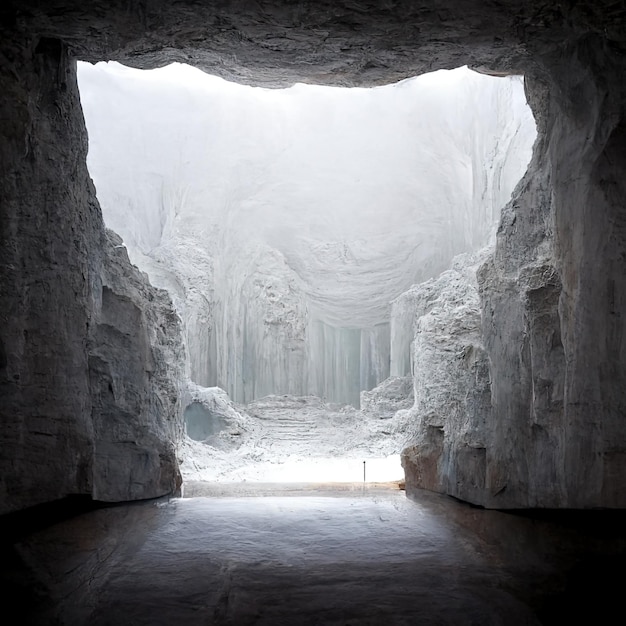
0 38 185 513
402 31 626 507
0 37 102 514
2 1 626 511
474 36 626 508
89 230 185 502
399 252 492 505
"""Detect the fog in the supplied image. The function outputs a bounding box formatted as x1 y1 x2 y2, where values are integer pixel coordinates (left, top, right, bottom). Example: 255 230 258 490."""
78 62 535 405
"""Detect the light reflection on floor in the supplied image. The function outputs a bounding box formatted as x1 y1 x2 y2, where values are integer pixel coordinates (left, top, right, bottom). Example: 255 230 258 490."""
5 488 626 625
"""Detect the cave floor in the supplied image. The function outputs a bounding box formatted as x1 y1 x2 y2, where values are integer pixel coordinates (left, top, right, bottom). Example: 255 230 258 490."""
3 487 625 625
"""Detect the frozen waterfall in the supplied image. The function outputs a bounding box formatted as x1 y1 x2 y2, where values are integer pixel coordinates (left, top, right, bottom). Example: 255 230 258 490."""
78 62 536 406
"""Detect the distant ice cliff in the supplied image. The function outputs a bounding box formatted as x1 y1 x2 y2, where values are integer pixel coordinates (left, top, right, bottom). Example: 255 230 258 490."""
78 63 535 405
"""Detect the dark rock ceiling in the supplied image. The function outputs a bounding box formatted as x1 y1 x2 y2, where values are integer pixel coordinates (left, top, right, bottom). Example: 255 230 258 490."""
4 1 626 86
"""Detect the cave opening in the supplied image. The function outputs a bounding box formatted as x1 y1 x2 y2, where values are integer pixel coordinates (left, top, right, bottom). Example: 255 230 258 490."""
6 3 626 622
77 61 536 484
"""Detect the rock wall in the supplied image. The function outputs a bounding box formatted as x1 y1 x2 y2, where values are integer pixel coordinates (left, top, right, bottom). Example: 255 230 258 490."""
403 36 626 508
0 37 99 514
479 37 626 508
399 252 492 505
0 38 185 514
89 230 185 502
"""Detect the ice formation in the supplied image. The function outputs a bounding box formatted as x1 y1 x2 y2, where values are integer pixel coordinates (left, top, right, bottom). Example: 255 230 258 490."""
178 384 408 483
78 62 536 407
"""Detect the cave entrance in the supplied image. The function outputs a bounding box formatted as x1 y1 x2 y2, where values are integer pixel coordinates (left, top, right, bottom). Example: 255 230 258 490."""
77 62 536 485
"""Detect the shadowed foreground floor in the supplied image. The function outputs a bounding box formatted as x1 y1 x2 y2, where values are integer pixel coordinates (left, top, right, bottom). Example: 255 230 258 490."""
2 487 625 625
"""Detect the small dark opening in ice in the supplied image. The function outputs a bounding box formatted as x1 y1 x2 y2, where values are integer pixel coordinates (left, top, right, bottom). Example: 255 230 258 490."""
184 402 229 441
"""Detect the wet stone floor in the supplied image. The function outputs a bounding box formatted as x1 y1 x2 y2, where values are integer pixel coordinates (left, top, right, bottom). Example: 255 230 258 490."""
2 486 626 625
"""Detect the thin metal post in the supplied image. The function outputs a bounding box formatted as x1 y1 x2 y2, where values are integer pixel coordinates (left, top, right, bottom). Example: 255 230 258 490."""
363 460 366 483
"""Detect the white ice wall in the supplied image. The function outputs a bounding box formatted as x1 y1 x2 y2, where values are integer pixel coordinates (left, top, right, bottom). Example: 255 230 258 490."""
78 63 535 405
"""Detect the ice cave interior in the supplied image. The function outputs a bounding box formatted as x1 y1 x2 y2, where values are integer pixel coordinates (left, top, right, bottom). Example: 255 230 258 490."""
4 4 626 622
77 62 536 483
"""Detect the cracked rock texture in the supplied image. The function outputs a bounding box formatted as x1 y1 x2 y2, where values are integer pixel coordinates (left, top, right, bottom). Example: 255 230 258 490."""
2 1 626 511
89 230 185 502
399 251 492 505
474 36 626 508
0 37 185 514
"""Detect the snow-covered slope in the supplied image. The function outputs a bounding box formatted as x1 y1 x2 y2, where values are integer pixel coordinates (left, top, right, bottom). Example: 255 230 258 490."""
178 383 410 483
78 63 535 405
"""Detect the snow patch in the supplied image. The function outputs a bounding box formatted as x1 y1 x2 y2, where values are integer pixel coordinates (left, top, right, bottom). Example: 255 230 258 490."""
178 383 411 483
